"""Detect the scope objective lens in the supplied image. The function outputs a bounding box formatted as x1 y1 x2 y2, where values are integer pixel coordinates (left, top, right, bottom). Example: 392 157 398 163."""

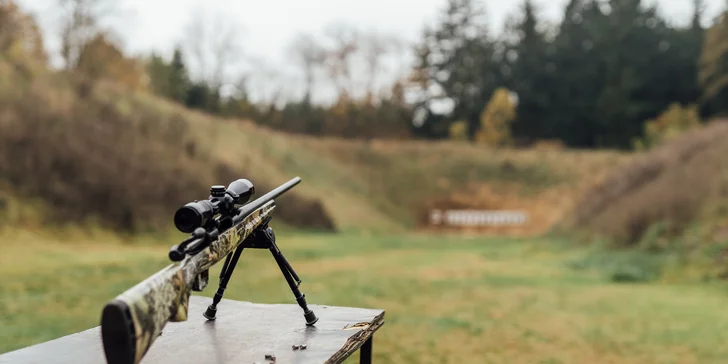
174 200 214 233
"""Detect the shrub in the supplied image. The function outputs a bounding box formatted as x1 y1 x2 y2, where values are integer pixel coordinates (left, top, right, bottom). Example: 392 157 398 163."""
475 88 516 147
0 70 336 232
448 120 469 141
633 103 701 150
567 121 728 246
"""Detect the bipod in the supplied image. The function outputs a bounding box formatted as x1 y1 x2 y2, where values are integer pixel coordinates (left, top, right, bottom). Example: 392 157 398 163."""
202 218 319 326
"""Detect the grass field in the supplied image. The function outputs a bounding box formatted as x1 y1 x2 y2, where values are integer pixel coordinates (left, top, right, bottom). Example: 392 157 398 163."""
2 228 728 363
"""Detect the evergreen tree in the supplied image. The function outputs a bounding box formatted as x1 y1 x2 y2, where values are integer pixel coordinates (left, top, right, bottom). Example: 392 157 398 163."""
185 82 219 112
549 0 606 147
168 48 189 103
410 0 499 139
666 0 704 108
699 6 728 117
146 48 190 104
504 0 556 143
593 0 672 148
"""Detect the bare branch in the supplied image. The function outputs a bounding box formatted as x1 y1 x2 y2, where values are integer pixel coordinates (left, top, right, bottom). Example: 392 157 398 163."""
288 32 326 101
210 13 242 90
323 23 360 98
184 12 207 81
57 0 118 69
183 8 245 93
361 31 392 98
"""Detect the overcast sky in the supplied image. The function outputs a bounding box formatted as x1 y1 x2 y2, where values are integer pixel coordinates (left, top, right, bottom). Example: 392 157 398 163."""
15 0 726 103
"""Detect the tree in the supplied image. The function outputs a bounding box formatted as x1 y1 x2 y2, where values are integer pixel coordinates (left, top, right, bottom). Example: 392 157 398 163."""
665 0 704 109
322 23 360 98
146 47 190 103
541 0 701 148
58 0 116 69
592 0 675 148
503 0 556 143
633 103 701 150
0 0 47 64
183 8 244 98
410 0 500 139
547 0 607 147
475 88 516 146
168 48 190 102
361 32 393 100
699 7 728 116
287 33 326 103
449 121 469 140
185 82 216 111
408 26 446 139
75 32 145 90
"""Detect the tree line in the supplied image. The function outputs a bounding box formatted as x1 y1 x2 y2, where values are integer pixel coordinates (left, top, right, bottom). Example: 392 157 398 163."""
410 0 716 149
142 16 415 139
133 0 728 149
7 0 728 149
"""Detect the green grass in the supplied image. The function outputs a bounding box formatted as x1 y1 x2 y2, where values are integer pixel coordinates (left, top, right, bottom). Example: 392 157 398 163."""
2 229 728 363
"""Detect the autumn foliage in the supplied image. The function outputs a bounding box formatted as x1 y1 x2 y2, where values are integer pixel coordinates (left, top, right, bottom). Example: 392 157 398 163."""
633 103 702 150
475 88 516 147
75 32 146 90
0 0 46 64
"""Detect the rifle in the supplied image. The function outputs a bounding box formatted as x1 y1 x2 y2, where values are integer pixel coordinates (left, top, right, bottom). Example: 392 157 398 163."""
99 177 319 364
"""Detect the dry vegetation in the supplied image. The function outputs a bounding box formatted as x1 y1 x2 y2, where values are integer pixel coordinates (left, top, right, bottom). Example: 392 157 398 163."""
0 58 335 232
8 40 728 247
0 0 633 235
298 137 631 235
0 51 631 235
566 120 728 247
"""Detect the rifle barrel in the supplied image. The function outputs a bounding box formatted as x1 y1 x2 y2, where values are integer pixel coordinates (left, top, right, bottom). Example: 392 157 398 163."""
236 177 301 218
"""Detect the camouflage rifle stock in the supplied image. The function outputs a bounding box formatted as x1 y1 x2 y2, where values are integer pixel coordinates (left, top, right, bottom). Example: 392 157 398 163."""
100 177 319 364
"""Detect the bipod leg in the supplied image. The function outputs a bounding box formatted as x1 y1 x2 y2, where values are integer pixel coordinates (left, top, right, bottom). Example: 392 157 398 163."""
263 226 318 326
204 244 245 320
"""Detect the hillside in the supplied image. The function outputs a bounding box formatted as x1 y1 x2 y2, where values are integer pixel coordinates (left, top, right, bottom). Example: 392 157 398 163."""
562 120 728 278
103 87 632 234
0 57 632 234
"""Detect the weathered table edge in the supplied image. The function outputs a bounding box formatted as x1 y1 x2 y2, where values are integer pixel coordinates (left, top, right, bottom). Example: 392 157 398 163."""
326 311 385 364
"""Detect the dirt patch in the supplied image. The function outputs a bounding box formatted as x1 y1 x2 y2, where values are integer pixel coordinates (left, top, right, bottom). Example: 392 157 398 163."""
415 183 598 237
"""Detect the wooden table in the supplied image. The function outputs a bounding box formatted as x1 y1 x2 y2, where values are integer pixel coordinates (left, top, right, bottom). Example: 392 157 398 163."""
0 295 385 364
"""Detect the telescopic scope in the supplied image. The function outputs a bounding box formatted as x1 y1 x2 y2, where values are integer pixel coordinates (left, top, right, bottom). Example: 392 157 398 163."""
173 179 255 233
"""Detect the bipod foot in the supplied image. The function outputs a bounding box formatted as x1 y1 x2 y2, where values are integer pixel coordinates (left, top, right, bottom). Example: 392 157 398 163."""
203 304 217 321
295 292 318 326
304 308 318 326
202 244 246 321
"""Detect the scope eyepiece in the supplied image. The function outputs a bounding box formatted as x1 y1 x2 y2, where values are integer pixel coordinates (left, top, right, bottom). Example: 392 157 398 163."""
226 179 254 204
174 200 215 233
